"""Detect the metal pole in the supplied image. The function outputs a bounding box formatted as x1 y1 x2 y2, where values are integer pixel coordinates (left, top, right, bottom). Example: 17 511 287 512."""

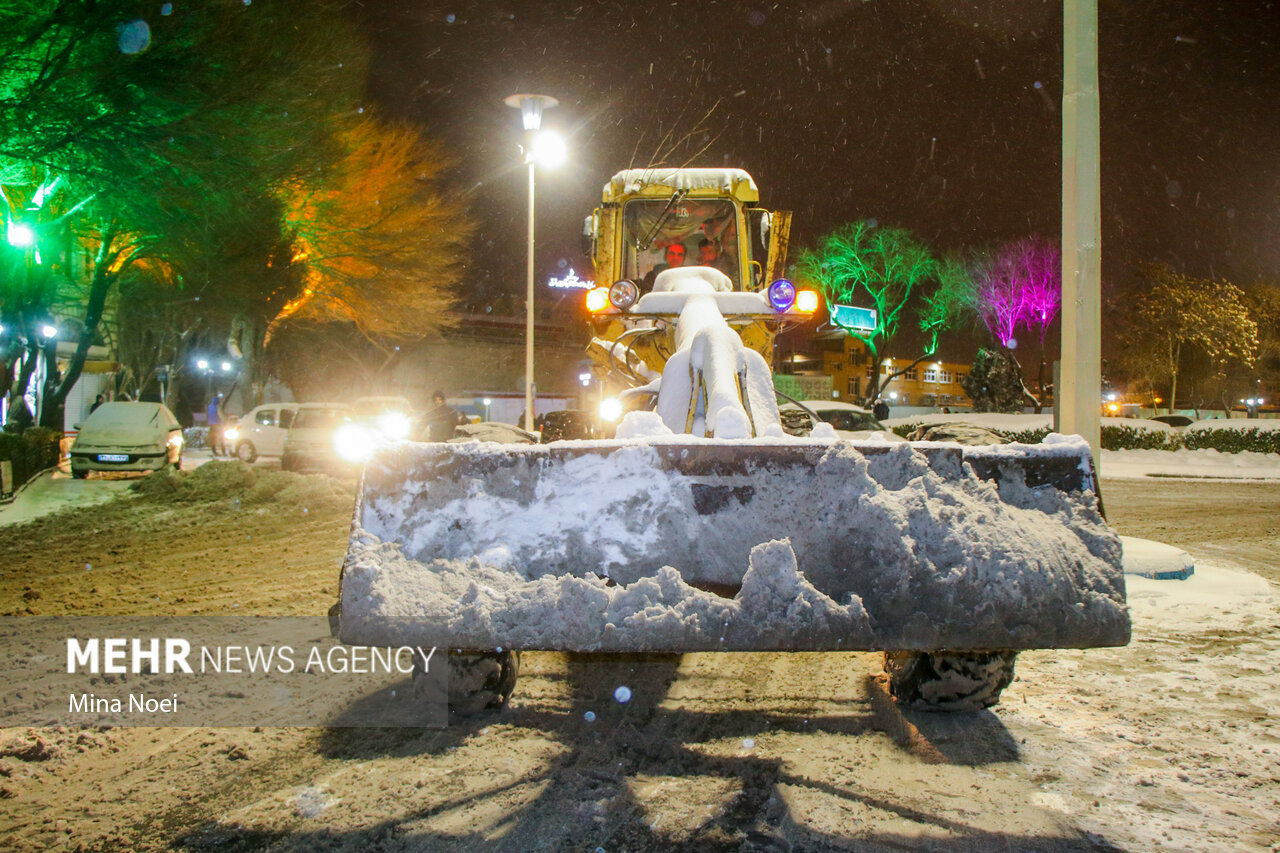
525 157 536 432
1060 0 1102 463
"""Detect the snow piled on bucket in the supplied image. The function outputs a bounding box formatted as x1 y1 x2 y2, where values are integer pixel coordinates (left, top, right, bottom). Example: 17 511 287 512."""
341 537 870 652
339 436 1129 653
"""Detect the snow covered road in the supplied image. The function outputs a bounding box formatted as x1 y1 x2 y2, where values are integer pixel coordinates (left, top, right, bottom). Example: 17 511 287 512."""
0 463 1276 850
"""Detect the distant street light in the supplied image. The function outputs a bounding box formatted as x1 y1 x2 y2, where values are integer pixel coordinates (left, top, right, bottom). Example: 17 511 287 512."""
40 324 58 339
6 221 35 248
196 358 209 370
504 93 561 432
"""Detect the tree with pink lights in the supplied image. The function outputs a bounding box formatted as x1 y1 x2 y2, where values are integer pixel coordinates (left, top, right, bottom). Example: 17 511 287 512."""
969 235 1061 410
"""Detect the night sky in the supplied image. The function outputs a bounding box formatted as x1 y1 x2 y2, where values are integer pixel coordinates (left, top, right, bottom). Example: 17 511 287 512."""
352 0 1279 319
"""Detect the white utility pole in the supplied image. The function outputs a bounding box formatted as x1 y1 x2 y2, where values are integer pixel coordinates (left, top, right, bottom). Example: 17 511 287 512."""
1060 0 1102 463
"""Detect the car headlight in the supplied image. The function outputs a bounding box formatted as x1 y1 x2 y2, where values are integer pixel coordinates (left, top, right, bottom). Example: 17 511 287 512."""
377 412 411 440
223 426 240 442
334 424 375 462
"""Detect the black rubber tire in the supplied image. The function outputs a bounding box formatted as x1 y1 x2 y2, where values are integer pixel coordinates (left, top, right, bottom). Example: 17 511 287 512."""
884 650 1018 711
235 440 257 463
72 468 89 480
416 649 521 716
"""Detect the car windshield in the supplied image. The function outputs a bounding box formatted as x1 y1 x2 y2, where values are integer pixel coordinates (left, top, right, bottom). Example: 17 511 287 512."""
86 403 163 427
293 409 349 429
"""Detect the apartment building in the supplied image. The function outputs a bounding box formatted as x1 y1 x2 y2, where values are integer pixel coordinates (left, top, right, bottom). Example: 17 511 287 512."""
783 333 973 409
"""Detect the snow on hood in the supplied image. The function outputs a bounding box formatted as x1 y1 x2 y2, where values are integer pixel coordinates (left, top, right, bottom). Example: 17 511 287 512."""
608 168 757 196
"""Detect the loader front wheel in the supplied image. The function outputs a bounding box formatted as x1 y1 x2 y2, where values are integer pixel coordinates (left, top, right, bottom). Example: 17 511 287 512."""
416 649 521 716
884 650 1018 711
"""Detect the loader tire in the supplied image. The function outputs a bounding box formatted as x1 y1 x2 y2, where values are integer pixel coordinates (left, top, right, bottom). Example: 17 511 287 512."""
884 650 1018 711
416 649 521 716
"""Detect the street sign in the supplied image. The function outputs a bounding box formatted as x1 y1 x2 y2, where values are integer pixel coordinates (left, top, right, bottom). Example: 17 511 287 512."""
832 304 877 331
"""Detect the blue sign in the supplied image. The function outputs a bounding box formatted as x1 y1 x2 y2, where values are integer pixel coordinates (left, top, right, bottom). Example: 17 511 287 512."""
832 304 877 331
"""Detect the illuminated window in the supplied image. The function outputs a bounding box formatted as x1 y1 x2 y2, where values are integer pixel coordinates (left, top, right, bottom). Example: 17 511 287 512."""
923 368 938 383
904 367 918 381
939 370 951 383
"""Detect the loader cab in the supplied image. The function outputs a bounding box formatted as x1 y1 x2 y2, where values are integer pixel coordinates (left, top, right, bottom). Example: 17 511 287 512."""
591 168 788 295
620 197 742 290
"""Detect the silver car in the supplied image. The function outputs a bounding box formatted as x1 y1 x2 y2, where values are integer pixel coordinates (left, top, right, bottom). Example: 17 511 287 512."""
69 402 183 479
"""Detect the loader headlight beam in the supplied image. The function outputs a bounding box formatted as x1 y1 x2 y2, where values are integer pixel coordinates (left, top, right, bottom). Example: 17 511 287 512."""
599 397 623 422
334 424 376 463
586 286 611 313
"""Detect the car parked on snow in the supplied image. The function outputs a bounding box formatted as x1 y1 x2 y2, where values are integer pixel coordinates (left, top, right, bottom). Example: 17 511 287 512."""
280 403 355 472
778 400 906 442
536 409 595 442
224 402 300 462
69 402 183 478
1149 414 1195 428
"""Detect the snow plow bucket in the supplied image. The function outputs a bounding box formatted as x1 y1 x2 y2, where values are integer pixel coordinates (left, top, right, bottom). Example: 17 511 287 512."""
337 437 1129 653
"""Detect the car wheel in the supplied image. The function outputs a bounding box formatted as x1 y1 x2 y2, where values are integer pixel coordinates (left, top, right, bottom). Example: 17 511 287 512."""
72 468 89 480
235 440 257 463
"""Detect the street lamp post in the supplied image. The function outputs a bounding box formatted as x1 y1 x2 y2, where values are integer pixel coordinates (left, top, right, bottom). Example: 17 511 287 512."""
504 93 563 433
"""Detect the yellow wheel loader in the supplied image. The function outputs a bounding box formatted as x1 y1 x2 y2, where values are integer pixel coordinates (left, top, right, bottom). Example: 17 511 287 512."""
335 168 1128 715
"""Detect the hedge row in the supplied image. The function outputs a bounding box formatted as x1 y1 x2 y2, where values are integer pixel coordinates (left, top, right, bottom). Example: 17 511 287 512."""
0 427 62 497
890 422 1278 453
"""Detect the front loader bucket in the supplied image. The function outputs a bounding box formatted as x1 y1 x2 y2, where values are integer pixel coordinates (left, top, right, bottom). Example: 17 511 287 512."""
338 437 1128 654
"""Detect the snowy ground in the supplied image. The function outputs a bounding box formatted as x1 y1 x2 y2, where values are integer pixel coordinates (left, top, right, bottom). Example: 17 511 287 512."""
0 445 1276 850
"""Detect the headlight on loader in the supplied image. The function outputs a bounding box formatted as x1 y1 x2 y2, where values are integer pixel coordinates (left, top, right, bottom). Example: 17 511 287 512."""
608 279 639 310
334 424 375 463
767 279 796 312
599 397 623 422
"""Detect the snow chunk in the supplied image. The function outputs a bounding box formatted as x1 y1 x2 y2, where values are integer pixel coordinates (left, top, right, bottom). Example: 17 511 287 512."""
616 411 672 439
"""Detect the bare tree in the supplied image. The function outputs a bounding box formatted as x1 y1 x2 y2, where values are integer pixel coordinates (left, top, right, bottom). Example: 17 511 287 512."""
1118 264 1257 413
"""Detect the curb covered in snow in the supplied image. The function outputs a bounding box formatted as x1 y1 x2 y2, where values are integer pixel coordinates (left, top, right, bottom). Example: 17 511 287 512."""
1120 535 1195 580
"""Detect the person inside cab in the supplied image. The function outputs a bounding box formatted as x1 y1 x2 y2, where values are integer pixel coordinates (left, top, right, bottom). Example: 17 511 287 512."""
640 241 687 293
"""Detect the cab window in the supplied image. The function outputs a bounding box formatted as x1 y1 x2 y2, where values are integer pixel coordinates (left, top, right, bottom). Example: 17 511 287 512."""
278 409 295 429
255 409 276 427
621 198 740 289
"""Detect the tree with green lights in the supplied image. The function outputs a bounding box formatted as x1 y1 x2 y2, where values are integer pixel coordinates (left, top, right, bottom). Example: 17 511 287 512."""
0 0 367 423
796 220 969 404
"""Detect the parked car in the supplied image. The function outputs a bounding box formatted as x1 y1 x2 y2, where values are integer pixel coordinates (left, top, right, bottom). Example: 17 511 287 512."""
778 400 906 442
1149 414 1194 428
69 402 183 479
352 396 417 440
280 403 355 472
224 402 300 462
537 409 596 442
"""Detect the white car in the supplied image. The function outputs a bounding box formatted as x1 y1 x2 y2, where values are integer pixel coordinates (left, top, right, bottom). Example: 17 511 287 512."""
69 402 183 478
779 400 906 442
224 402 300 462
